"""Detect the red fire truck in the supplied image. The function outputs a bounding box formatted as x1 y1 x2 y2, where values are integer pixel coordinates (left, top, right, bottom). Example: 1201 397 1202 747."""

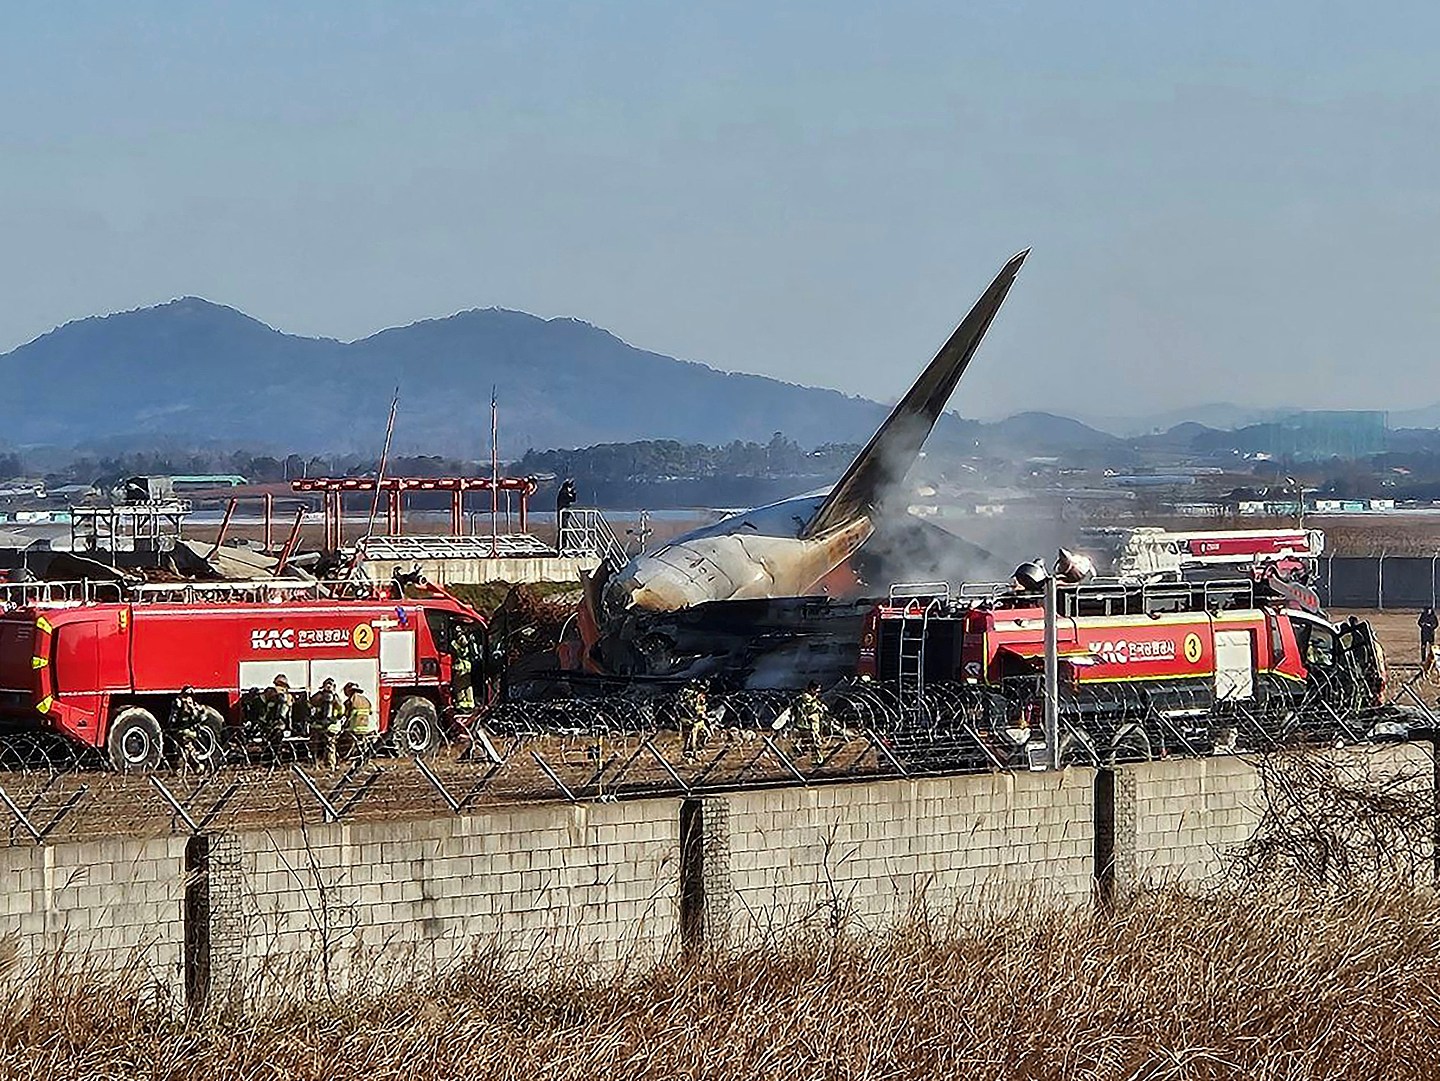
857 573 1388 764
0 578 490 770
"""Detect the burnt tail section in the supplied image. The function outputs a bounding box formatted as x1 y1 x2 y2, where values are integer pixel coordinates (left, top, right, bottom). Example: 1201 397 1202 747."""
802 249 1028 539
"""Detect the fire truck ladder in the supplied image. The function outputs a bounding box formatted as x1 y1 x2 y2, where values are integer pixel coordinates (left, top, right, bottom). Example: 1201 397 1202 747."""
127 578 353 604
889 583 950 723
0 577 396 609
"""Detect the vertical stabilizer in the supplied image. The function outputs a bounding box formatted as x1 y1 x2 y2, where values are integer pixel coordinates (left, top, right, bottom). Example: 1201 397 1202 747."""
802 250 1027 539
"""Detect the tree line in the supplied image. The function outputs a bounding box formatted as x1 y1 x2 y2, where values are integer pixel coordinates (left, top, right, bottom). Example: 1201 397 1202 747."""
5 438 864 490
513 435 862 483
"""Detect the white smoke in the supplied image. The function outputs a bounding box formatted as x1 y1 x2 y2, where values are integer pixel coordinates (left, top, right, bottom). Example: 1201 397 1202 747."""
857 431 1083 592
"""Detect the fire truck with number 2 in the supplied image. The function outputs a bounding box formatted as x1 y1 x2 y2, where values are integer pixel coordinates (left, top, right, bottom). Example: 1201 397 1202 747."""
0 577 490 770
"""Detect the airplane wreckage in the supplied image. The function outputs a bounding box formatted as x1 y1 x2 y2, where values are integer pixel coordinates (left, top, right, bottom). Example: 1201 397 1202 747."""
551 250 1030 690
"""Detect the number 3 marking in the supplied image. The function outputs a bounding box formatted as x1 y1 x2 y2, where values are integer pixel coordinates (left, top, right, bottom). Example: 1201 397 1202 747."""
1183 633 1203 664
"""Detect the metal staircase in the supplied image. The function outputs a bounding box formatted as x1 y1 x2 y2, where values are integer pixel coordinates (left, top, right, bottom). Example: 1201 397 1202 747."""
557 508 628 566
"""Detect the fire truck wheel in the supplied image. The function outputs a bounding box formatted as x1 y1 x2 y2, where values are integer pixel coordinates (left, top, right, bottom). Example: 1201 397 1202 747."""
391 696 442 757
107 707 164 772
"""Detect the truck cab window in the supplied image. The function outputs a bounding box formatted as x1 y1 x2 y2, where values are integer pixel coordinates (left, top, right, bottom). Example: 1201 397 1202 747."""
1302 625 1336 668
423 610 451 653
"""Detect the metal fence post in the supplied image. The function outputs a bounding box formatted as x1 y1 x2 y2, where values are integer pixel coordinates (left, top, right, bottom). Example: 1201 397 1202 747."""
1044 572 1059 770
1378 551 1387 611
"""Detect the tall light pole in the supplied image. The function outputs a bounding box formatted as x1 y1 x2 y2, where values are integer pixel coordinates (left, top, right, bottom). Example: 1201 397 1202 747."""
1043 561 1059 770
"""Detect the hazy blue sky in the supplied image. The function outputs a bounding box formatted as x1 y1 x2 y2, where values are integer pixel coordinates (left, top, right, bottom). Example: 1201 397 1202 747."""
4 2 1439 420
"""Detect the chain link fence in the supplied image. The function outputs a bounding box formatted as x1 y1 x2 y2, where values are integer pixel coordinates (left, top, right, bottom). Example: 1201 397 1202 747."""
1319 555 1440 609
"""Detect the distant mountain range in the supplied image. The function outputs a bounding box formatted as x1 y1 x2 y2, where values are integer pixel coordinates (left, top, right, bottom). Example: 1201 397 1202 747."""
1075 404 1302 438
1 299 896 455
3 298 1437 458
1080 402 1440 439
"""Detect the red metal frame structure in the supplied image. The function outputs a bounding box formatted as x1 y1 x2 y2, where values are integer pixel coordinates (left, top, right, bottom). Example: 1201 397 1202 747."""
291 476 540 552
204 494 306 557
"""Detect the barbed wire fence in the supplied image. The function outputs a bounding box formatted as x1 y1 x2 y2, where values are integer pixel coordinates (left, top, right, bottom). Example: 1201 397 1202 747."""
0 677 1426 846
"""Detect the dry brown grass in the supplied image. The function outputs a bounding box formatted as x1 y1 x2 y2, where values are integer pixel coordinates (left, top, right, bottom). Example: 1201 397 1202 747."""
2 886 1439 1080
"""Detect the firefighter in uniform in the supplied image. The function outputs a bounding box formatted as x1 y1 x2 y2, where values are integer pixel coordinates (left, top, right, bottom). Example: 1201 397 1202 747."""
263 674 293 749
678 679 710 760
168 685 210 773
308 677 343 769
556 478 578 544
240 688 266 741
795 680 829 755
1420 607 1438 668
344 682 379 762
451 624 476 712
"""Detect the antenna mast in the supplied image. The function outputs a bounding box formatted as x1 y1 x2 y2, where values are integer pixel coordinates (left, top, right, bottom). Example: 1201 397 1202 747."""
363 389 400 543
490 388 500 554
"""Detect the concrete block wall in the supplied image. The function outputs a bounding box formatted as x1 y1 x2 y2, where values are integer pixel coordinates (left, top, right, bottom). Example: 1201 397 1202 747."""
1122 755 1266 885
0 835 187 999
0 743 1434 1010
716 768 1098 942
236 796 680 995
1120 743 1435 887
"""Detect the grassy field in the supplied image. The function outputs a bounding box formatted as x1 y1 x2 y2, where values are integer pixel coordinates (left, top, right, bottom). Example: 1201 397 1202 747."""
5 886 1439 1080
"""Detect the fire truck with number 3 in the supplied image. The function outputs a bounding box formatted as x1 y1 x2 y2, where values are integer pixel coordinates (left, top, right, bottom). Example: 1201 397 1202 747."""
0 576 490 770
858 536 1392 764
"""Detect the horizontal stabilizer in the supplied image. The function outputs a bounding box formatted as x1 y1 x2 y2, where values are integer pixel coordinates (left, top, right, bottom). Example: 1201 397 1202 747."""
802 249 1028 539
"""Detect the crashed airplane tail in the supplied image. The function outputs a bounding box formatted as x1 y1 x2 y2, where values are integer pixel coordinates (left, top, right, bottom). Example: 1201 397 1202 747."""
801 249 1029 539
587 249 1029 640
